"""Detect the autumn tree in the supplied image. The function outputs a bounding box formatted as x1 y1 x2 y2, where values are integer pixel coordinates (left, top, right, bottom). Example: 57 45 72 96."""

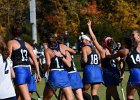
0 0 30 39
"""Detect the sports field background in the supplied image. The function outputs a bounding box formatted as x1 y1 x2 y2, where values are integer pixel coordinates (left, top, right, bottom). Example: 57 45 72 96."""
32 54 139 100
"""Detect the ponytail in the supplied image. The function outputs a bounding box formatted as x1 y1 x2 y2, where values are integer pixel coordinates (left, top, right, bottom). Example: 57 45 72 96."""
0 36 9 60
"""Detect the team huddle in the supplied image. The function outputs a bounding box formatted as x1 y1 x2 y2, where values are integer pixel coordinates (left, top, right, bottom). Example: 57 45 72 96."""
0 20 140 100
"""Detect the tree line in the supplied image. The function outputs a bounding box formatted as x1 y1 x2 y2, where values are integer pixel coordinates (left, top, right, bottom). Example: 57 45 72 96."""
0 0 140 44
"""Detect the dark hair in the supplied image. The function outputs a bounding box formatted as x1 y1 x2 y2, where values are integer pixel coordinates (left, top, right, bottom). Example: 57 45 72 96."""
0 36 9 60
47 34 58 47
124 37 132 50
11 23 23 37
102 36 114 48
2 47 10 61
57 36 64 44
0 36 5 53
133 28 140 34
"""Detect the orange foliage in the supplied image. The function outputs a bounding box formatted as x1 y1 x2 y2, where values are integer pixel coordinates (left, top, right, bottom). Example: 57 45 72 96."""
44 16 58 24
80 1 101 16
44 15 65 27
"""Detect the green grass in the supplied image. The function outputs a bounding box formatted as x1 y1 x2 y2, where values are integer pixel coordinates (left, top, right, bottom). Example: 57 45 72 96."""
32 71 139 100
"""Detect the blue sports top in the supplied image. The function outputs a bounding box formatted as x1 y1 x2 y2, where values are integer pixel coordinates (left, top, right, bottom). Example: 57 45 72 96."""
126 47 140 69
11 38 30 66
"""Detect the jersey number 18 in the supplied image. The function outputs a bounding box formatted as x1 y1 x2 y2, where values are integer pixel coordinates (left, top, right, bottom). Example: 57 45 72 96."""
91 54 98 64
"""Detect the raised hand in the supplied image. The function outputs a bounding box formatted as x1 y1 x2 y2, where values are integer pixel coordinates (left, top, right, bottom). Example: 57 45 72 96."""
87 20 92 26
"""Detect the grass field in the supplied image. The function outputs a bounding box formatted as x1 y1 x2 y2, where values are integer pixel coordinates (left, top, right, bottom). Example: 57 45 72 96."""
32 71 139 100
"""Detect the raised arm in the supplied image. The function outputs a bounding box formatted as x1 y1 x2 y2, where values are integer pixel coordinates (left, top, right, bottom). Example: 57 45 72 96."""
87 20 104 56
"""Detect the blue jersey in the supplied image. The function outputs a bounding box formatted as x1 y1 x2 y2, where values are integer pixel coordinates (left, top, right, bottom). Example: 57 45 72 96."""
64 56 83 90
101 56 120 86
86 51 99 65
126 48 140 85
47 44 71 88
126 48 140 69
49 45 65 69
81 45 99 68
50 56 64 69
101 57 118 68
82 45 103 84
66 56 77 72
11 38 30 66
11 38 31 85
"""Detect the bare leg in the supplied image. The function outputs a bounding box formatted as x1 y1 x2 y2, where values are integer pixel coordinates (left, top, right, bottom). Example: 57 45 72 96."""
43 85 55 100
15 88 21 100
127 84 136 100
61 91 66 100
63 86 74 100
17 84 31 100
91 83 100 95
73 89 84 100
91 83 100 100
83 84 92 100
29 92 33 97
83 84 90 92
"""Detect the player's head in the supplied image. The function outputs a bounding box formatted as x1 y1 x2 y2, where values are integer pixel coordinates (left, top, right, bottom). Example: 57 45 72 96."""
131 28 140 43
102 36 115 49
57 36 64 44
11 23 23 37
81 34 91 45
47 33 58 47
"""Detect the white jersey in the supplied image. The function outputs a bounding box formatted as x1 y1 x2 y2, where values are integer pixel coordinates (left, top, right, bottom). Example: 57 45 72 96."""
0 55 16 99
40 52 46 64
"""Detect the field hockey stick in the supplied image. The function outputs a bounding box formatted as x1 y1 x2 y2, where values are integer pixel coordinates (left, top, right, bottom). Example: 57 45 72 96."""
35 91 42 100
120 82 126 100
58 89 62 100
